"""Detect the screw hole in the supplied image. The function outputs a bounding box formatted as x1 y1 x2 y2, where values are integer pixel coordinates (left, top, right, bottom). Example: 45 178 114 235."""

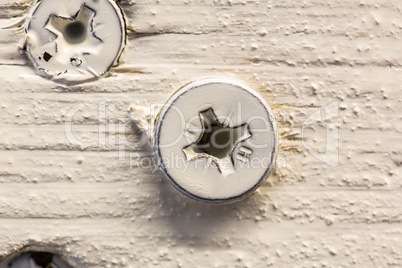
64 21 86 44
196 123 235 159
30 252 53 267
184 108 251 161
0 249 73 268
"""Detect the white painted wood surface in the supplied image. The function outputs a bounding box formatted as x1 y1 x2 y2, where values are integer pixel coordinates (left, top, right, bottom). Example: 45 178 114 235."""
0 0 401 267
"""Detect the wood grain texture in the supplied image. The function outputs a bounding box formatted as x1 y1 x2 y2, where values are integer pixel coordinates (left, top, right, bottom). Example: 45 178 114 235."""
0 0 401 267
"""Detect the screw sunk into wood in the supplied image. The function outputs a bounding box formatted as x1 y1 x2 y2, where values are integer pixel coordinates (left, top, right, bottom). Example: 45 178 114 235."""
154 79 279 204
0 248 73 268
24 0 126 82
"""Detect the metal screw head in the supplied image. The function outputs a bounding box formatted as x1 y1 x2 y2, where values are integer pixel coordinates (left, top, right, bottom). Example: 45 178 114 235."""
24 0 126 82
154 79 279 204
0 249 73 268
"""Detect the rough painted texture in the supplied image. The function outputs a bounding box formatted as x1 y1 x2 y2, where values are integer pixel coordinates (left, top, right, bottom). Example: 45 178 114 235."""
0 0 401 267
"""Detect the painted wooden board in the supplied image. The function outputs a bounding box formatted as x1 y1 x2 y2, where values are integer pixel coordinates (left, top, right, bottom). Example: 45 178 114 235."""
0 0 401 267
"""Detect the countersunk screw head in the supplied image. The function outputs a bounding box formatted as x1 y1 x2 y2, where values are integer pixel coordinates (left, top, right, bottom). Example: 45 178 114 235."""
154 79 279 204
24 0 126 82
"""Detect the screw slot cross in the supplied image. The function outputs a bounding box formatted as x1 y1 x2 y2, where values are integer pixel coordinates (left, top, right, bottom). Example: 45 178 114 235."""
183 108 252 177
